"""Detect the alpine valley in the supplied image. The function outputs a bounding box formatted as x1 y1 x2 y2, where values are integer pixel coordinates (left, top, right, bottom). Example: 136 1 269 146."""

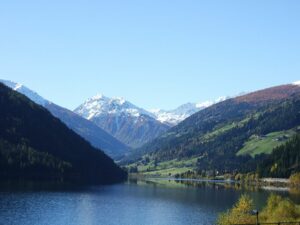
126 82 300 178
2 79 300 180
73 94 228 148
0 80 222 157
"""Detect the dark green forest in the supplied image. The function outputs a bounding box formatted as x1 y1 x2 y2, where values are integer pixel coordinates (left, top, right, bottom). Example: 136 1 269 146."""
258 134 300 178
0 83 127 184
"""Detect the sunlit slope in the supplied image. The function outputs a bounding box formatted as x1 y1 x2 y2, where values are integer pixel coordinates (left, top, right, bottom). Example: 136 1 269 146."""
127 83 300 174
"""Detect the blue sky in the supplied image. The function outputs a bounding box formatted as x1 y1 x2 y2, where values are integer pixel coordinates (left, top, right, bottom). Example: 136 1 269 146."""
0 0 299 110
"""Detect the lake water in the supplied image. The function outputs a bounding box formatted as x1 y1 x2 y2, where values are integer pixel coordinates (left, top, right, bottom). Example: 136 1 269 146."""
0 179 299 225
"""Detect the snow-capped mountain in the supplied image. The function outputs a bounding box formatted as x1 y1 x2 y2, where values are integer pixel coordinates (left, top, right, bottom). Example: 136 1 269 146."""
74 94 170 148
150 96 228 126
75 94 153 120
0 79 130 158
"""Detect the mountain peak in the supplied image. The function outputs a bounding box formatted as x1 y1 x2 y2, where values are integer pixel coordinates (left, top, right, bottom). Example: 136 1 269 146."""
196 100 214 109
92 93 106 100
74 94 169 148
112 96 126 105
151 97 229 126
75 94 152 120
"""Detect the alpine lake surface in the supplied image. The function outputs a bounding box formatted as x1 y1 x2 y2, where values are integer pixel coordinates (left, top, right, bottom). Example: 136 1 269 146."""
1 178 300 225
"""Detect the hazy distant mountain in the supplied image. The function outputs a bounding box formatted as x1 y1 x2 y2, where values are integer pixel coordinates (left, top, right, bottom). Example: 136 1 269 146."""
150 97 228 126
0 80 130 159
0 83 126 183
74 94 170 148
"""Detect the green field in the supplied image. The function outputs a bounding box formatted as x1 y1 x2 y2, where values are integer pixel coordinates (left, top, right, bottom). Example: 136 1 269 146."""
127 126 298 176
236 129 296 157
127 157 198 177
142 167 193 176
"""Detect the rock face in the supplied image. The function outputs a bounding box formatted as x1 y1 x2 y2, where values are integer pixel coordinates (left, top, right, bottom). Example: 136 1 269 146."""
74 94 170 148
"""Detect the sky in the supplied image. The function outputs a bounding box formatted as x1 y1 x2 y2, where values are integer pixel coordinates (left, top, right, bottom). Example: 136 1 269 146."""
0 0 300 110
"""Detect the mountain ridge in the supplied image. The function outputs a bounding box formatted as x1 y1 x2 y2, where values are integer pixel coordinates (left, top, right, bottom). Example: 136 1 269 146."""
74 94 170 148
150 96 228 126
125 83 300 176
0 79 130 159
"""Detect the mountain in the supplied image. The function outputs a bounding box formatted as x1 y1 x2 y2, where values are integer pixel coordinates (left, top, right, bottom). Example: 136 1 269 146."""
0 80 49 105
126 82 300 176
45 104 130 159
150 97 228 126
0 80 130 159
74 94 170 148
0 83 127 183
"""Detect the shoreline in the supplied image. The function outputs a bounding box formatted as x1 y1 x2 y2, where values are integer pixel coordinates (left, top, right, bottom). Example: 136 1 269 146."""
129 174 294 191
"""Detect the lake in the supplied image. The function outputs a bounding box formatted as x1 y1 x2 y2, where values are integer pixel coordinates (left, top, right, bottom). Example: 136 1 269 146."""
0 179 299 225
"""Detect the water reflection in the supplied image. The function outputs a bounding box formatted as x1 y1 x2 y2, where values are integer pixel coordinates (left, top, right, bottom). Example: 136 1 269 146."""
0 179 299 225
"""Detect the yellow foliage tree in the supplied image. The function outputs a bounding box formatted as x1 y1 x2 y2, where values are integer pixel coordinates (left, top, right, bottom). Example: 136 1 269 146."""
217 194 256 225
290 172 300 187
218 194 300 225
260 194 300 222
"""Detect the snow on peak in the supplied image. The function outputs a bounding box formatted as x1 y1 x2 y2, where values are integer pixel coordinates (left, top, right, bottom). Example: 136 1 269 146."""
150 96 229 126
149 108 161 113
196 100 213 109
0 79 48 106
196 96 227 109
292 81 300 86
215 96 227 102
74 94 152 120
113 97 126 105
14 83 23 90
92 93 107 100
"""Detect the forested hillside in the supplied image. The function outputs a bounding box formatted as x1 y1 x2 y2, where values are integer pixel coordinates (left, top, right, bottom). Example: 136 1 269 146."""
0 83 127 183
126 84 300 175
